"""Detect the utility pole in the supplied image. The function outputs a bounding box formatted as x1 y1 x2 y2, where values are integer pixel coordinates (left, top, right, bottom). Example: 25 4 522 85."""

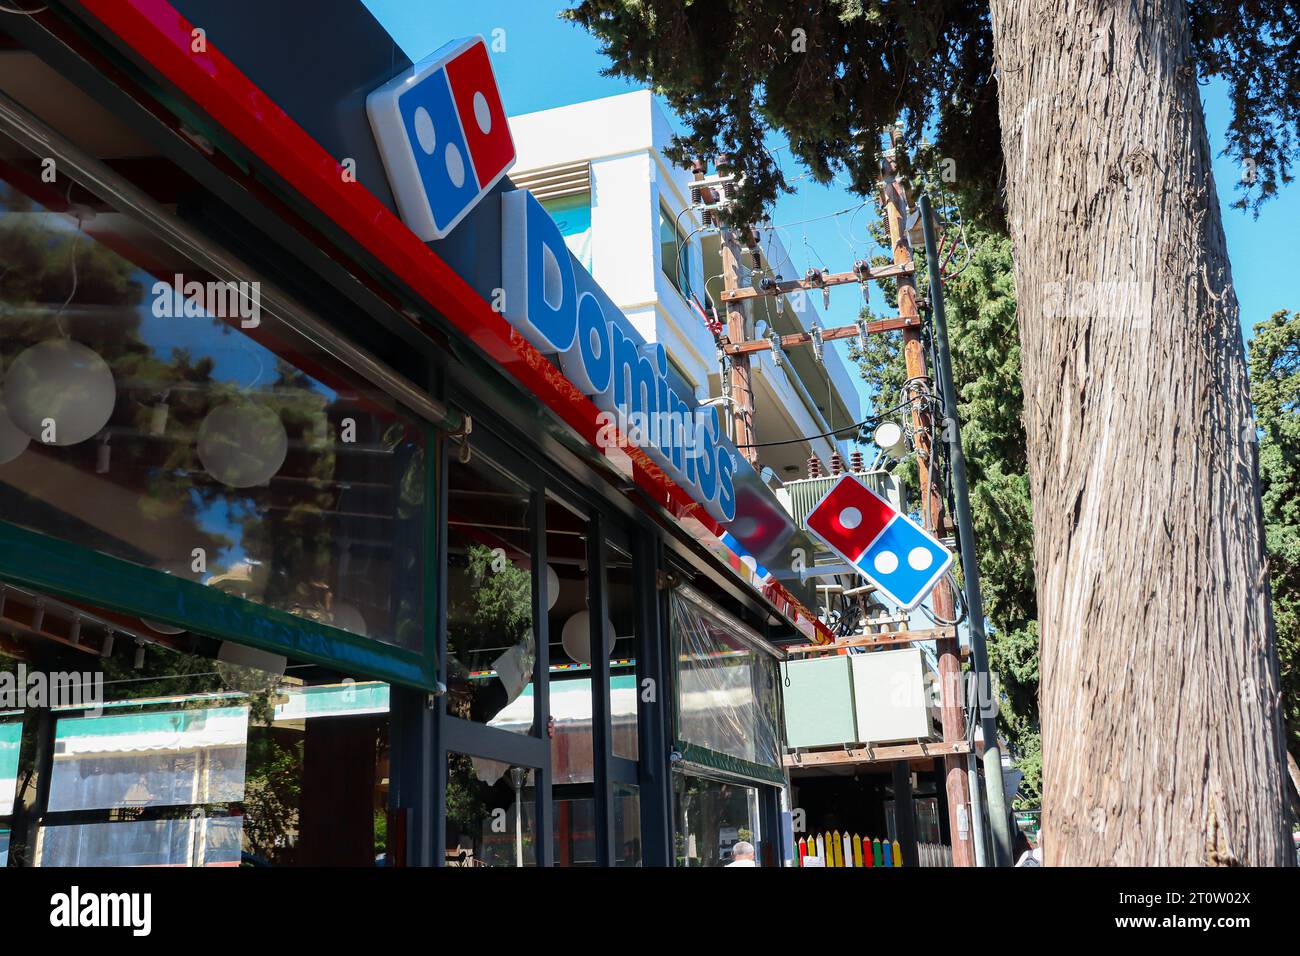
880 135 976 867
918 192 1016 866
721 228 758 465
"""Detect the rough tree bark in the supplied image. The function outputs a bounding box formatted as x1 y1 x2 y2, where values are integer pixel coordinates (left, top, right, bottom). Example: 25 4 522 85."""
987 0 1292 864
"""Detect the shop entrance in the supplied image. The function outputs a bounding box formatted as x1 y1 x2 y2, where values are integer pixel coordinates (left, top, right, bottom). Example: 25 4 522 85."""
438 424 649 867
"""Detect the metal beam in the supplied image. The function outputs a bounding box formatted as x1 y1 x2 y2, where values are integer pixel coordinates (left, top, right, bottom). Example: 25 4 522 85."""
784 740 972 767
722 315 921 355
718 262 915 303
785 627 956 654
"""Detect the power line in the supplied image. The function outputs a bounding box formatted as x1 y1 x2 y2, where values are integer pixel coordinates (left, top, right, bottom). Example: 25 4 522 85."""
733 396 918 449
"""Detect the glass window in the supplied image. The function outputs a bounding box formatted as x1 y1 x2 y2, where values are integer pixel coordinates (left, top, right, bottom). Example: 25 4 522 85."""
673 773 763 867
614 782 641 867
38 817 243 868
445 752 536 867
544 493 597 866
540 193 592 271
0 714 19 815
885 795 942 845
1 711 18 866
659 202 690 300
607 543 638 760
47 705 250 812
671 587 782 769
0 592 391 867
0 133 428 653
445 454 535 731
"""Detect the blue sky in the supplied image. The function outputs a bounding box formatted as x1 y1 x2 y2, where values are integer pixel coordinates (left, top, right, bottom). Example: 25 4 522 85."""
364 0 1299 415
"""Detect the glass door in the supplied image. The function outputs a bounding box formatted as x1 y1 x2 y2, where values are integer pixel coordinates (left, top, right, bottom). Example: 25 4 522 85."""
543 497 642 866
437 417 650 866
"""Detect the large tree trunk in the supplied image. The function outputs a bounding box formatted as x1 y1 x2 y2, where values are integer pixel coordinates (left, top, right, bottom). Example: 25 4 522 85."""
987 0 1292 864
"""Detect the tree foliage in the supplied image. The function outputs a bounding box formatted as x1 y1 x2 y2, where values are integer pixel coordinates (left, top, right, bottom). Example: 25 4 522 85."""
1248 310 1300 757
564 0 1297 227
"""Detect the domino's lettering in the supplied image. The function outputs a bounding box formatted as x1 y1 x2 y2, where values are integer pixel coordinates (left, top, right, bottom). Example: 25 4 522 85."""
502 188 737 524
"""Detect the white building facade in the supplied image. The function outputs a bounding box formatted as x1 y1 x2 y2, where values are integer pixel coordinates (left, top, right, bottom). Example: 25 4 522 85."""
508 90 860 479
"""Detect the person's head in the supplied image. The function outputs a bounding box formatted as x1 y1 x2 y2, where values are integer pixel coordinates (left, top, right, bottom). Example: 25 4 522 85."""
731 841 755 862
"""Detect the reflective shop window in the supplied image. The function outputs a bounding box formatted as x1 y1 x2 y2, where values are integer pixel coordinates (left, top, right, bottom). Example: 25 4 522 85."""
1 712 19 864
607 543 638 760
0 600 391 867
445 752 537 867
445 453 535 731
673 773 763 867
885 795 942 845
671 587 782 769
614 782 641 867
0 154 427 651
542 493 596 866
1 714 18 816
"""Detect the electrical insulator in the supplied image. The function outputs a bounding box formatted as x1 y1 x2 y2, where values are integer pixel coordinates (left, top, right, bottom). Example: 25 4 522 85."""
829 451 844 476
767 331 784 368
850 450 865 473
807 455 823 479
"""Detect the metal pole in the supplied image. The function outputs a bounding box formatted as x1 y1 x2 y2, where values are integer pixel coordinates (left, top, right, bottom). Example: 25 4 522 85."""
881 140 975 867
967 754 989 867
917 192 1015 866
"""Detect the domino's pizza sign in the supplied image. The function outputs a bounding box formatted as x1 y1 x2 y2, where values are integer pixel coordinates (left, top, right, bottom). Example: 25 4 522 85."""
804 474 953 611
367 36 515 240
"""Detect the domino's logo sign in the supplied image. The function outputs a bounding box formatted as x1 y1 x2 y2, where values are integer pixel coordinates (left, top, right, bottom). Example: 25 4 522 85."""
804 474 953 611
368 36 515 240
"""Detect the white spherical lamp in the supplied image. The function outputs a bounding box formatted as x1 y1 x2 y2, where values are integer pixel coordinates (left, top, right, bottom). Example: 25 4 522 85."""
330 602 369 637
560 610 614 665
545 564 560 611
0 399 29 464
4 339 115 446
197 401 288 488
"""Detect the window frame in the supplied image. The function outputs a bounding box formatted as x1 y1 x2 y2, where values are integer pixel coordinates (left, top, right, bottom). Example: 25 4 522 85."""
659 199 694 303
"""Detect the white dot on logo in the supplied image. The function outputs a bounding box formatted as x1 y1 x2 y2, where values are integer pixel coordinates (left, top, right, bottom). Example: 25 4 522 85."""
445 142 465 188
473 91 492 134
873 550 898 575
839 507 861 529
908 546 934 571
413 107 437 155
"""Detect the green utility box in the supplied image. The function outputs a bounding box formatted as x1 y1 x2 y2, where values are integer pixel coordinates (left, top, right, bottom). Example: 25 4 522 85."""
782 656 857 748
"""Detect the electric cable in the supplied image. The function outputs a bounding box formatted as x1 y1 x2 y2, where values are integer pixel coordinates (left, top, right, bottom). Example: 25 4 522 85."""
733 395 920 449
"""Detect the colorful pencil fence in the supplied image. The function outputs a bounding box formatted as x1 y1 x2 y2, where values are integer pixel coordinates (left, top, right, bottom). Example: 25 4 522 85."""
795 834 953 867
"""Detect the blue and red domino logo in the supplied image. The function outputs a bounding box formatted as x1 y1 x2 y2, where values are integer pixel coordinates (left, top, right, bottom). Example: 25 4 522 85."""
368 36 516 240
804 474 953 611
